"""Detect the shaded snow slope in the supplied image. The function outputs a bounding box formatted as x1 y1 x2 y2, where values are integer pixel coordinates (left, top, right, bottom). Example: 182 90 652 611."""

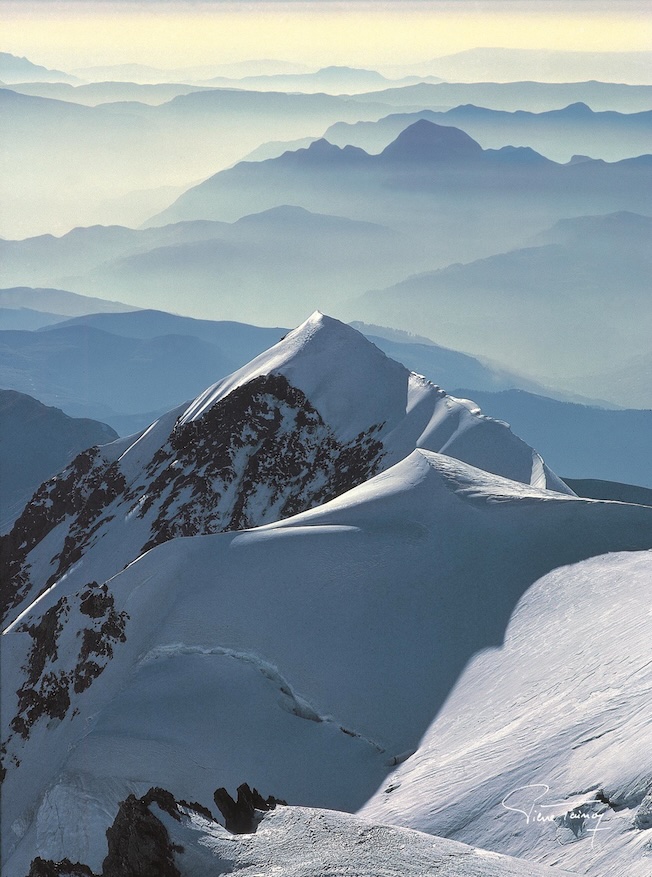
0 313 569 627
3 450 652 873
361 549 652 876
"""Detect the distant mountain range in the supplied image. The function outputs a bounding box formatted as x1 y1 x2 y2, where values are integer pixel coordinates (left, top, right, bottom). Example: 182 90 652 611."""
0 86 392 237
2 61 441 99
0 390 117 532
0 286 138 315
2 80 217 106
323 103 652 163
0 51 80 84
351 208 652 390
197 65 443 94
4 75 652 238
412 47 652 85
347 80 652 113
149 121 652 239
72 59 312 82
143 124 651 386
249 103 652 164
0 207 420 324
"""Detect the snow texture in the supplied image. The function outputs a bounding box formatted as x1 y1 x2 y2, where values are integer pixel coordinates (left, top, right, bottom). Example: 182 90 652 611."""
3 449 652 874
361 549 652 876
157 801 576 876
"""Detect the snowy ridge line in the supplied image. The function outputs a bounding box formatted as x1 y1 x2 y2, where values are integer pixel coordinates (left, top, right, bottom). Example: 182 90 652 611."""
530 451 547 489
411 448 572 503
139 643 386 752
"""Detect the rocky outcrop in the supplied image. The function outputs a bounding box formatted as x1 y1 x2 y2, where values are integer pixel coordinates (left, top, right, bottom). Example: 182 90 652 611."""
0 449 127 621
4 583 128 753
25 785 284 877
139 374 384 550
102 790 183 877
27 858 96 876
213 783 287 834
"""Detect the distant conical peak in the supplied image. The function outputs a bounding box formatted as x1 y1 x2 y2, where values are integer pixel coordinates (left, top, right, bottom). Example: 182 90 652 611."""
307 138 341 153
562 101 593 113
381 119 483 160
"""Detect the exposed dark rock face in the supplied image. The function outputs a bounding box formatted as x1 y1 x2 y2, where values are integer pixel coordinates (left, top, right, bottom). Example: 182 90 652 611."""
26 787 227 877
0 449 127 622
27 858 96 876
10 597 71 740
73 584 129 695
102 791 182 877
214 782 287 834
140 374 384 552
5 584 128 749
2 373 385 625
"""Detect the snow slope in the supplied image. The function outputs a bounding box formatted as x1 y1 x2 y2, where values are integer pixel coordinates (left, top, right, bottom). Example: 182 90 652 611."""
153 799 577 877
361 549 652 877
0 312 570 627
3 450 652 874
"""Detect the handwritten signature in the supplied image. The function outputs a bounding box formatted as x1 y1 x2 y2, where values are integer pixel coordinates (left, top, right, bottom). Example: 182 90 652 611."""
501 784 610 847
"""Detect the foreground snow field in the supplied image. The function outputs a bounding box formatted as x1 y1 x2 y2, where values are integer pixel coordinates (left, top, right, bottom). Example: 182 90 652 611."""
362 549 652 876
3 449 652 874
150 800 578 877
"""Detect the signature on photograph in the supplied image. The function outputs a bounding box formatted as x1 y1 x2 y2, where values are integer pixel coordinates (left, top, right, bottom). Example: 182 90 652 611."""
502 784 611 847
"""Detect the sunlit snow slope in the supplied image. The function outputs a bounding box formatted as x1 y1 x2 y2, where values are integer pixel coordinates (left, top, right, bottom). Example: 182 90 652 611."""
361 549 652 877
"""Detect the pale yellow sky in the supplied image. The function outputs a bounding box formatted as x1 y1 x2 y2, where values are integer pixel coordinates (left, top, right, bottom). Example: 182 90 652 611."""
2 2 650 70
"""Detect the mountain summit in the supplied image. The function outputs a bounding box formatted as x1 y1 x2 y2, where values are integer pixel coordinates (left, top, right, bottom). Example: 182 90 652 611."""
0 313 569 628
379 119 484 162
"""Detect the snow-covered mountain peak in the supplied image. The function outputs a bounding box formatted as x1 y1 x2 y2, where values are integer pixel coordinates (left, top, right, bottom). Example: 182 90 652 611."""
1 314 570 629
179 311 409 442
3 438 652 875
175 313 569 495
